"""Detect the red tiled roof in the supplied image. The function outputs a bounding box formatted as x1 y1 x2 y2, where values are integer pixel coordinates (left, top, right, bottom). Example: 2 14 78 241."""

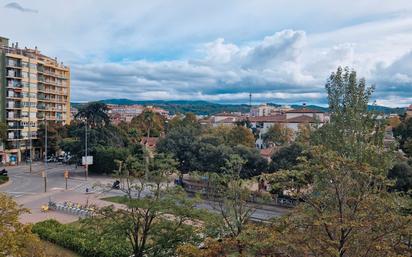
249 114 286 122
286 108 324 113
140 137 159 147
286 115 317 123
215 117 238 123
260 147 276 157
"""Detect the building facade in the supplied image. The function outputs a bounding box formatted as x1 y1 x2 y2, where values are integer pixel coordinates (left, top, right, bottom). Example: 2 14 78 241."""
0 36 70 164
407 104 412 119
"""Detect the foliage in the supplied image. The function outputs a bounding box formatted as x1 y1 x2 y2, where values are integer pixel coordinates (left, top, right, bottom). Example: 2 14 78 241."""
263 123 293 146
208 155 257 254
32 219 130 257
157 123 202 173
89 146 131 174
388 162 412 194
0 193 45 257
202 125 255 148
269 143 304 172
0 122 8 141
394 117 412 157
130 109 164 138
75 102 109 127
59 123 131 172
90 153 207 257
158 123 267 177
258 67 412 257
0 174 9 184
35 121 67 155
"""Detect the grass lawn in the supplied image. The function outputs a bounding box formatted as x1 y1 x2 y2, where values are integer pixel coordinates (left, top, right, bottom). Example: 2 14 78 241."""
41 240 80 257
100 195 129 204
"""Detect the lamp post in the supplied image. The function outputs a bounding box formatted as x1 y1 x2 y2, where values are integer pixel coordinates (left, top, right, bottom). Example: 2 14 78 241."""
84 121 88 181
44 117 47 192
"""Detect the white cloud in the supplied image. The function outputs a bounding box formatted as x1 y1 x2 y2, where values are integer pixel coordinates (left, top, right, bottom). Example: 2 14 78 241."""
1 0 412 105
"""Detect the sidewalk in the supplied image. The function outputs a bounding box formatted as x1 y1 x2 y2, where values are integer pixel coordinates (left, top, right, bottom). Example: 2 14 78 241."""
16 190 122 224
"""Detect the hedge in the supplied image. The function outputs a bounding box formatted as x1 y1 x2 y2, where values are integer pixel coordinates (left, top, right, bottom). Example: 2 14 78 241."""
32 220 131 257
0 175 9 185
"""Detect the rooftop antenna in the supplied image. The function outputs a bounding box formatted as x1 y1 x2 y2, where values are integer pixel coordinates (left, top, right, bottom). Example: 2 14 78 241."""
249 92 252 115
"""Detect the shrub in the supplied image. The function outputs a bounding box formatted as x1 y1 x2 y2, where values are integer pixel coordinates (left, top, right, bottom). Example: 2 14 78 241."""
32 219 131 257
0 175 9 185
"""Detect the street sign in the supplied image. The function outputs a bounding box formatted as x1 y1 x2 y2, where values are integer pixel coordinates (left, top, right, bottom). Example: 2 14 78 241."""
64 170 69 179
82 156 93 165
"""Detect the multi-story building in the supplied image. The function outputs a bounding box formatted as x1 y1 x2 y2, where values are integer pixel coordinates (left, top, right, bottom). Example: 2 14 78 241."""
0 36 70 164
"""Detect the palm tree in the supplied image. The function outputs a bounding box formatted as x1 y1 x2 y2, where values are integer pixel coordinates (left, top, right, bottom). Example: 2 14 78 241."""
75 102 109 127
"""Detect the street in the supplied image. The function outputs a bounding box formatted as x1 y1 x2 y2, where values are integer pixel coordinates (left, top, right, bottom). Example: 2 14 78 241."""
0 162 289 223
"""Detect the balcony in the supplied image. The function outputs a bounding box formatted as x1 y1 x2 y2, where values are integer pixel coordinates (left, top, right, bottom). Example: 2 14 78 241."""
7 93 23 99
6 103 22 109
7 82 23 89
6 70 22 79
6 61 22 69
8 125 24 130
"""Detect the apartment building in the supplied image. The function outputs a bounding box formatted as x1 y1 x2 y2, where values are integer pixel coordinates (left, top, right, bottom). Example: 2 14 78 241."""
0 36 70 164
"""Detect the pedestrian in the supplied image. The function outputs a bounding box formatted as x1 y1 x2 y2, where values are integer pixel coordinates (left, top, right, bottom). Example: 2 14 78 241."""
86 187 89 193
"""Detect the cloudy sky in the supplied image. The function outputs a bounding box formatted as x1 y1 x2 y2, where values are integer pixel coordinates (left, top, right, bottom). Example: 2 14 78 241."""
1 0 412 106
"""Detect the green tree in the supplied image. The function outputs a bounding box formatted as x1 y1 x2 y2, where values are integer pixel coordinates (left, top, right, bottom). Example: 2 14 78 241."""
209 155 256 254
258 67 412 257
388 162 412 193
0 193 45 257
0 122 8 142
90 155 204 257
157 124 201 172
131 109 164 138
269 143 304 172
263 123 293 146
36 121 66 156
394 117 412 157
75 102 109 127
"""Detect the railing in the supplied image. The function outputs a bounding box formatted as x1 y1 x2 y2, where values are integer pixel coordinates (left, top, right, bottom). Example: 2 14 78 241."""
6 62 22 68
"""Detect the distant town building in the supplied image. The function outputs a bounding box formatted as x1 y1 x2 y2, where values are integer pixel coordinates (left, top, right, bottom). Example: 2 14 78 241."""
250 104 292 117
407 104 412 118
0 36 71 164
107 104 144 124
207 112 245 127
107 104 169 124
250 108 329 148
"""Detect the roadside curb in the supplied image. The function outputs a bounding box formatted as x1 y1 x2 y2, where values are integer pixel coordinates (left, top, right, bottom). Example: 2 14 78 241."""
0 178 12 189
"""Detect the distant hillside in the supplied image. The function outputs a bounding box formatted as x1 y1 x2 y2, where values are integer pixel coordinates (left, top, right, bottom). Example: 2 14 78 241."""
98 99 251 115
71 99 406 116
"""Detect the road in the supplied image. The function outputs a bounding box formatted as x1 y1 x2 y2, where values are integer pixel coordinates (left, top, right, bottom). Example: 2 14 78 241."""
0 162 289 222
1 162 113 198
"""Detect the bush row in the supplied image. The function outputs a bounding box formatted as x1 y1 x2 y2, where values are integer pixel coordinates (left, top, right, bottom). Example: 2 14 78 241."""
32 219 131 257
0 175 9 185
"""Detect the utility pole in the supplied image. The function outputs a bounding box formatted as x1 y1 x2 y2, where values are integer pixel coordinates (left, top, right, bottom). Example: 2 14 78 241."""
249 92 252 115
85 121 88 180
44 117 47 192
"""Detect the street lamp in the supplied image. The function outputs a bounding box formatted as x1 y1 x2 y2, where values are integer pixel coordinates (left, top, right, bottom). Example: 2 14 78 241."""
84 120 88 181
43 117 48 192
